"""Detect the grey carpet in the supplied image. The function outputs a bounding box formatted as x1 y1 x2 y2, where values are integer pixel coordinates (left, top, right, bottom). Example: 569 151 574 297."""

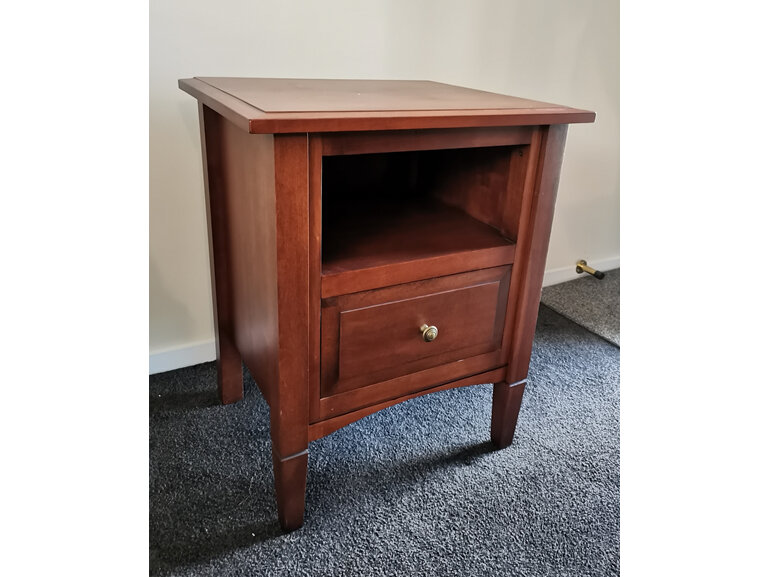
541 268 620 346
150 305 619 576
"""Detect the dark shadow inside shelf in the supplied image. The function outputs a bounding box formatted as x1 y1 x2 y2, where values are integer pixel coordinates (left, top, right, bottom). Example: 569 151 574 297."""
321 146 520 277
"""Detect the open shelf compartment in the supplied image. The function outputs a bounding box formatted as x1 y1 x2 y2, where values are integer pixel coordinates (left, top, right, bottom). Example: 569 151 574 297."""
320 145 528 297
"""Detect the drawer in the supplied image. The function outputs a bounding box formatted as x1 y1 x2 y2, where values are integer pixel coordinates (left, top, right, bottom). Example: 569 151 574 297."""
320 266 511 404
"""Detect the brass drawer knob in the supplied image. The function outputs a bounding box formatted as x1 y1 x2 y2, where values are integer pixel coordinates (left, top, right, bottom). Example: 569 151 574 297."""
420 324 439 342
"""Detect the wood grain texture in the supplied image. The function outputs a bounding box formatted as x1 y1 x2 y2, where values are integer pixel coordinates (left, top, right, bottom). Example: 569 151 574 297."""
500 136 538 240
199 116 313 528
270 134 311 458
308 136 323 423
319 350 507 420
202 105 282 405
497 129 542 383
179 78 596 134
183 79 256 134
426 146 518 235
199 104 243 404
338 282 500 379
321 126 533 156
321 267 511 399
309 367 507 442
269 135 312 529
215 116 280 408
321 198 515 297
319 142 523 298
196 78 572 113
182 78 594 530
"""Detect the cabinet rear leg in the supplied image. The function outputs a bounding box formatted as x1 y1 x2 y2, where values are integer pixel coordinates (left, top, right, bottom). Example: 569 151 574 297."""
491 380 526 449
216 336 243 405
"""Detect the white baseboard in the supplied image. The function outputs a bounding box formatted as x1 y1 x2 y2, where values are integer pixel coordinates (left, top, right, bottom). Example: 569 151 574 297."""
542 256 620 288
149 339 216 375
149 256 620 374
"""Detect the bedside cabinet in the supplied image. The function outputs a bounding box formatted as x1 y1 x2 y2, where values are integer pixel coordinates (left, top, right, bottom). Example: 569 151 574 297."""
179 77 595 530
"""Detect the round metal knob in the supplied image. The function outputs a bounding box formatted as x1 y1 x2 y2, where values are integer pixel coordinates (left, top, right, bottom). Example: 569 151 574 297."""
420 324 438 342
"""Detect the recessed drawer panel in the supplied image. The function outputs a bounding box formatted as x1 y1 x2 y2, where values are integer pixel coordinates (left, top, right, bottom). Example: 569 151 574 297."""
321 266 511 401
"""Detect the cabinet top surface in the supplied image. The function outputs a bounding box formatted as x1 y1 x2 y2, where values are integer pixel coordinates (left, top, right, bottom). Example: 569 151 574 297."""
180 77 595 133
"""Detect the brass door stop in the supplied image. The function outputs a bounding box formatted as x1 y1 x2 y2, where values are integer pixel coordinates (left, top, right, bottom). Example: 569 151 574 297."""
576 260 605 279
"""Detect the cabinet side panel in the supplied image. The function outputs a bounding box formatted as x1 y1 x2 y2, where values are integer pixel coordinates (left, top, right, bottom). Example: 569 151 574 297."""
424 144 531 242
499 145 532 240
210 107 280 406
199 103 244 403
426 146 513 233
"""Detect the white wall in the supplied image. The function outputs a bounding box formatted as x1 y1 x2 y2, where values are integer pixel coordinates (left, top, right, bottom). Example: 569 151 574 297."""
150 0 619 372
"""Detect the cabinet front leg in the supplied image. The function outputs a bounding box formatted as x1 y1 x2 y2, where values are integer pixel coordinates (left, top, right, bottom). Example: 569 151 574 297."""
272 448 309 531
491 380 526 449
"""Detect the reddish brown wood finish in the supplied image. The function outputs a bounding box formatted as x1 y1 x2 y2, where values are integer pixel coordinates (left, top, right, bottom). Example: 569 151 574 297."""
427 146 523 237
197 110 311 529
200 107 280 409
272 449 308 532
309 367 507 442
183 78 593 531
338 282 499 378
321 267 510 399
179 78 596 134
318 350 507 420
507 125 568 383
321 199 515 297
491 380 526 449
489 125 567 451
268 134 311 530
193 78 576 114
500 135 539 240
320 126 533 156
308 136 323 424
198 103 243 404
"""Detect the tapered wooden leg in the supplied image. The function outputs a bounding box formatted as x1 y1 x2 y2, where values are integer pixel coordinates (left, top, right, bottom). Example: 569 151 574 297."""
491 126 567 444
491 380 526 449
272 448 309 531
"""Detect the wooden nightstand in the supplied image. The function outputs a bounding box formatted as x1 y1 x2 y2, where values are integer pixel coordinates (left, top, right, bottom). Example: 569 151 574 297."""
179 77 595 530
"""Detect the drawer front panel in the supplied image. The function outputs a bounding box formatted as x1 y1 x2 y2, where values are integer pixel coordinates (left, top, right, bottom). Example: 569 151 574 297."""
338 282 499 380
321 266 511 400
